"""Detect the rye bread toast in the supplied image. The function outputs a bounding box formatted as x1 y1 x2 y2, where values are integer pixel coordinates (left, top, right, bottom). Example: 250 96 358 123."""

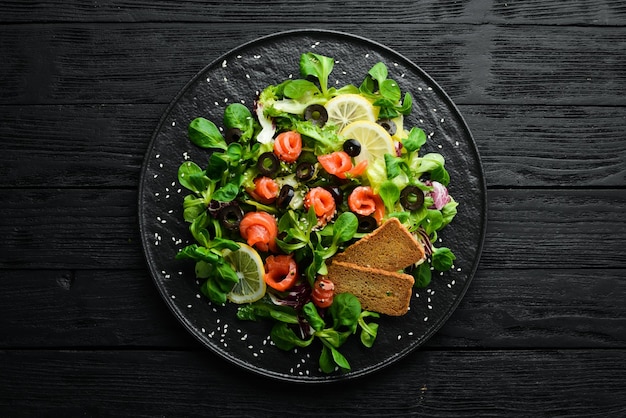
326 260 415 316
333 217 425 271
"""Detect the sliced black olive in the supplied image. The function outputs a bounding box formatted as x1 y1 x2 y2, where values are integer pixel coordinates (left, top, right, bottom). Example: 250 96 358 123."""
377 119 397 136
296 161 315 181
304 104 328 127
276 185 295 208
324 185 343 205
357 215 377 233
207 200 224 218
218 203 244 231
400 185 425 211
257 152 279 176
342 139 361 157
225 127 243 144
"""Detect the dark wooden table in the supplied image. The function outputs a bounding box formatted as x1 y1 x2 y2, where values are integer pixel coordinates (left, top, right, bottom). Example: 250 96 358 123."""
1 1 625 416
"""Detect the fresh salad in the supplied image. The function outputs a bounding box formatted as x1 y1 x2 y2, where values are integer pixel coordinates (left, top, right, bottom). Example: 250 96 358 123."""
175 52 458 373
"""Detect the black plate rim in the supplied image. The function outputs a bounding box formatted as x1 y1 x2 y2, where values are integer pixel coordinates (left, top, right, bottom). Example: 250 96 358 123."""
138 28 488 383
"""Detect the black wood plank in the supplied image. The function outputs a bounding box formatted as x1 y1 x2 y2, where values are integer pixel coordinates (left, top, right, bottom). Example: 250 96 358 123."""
1 24 625 106
0 104 151 188
1 268 624 349
2 104 624 189
0 188 624 270
461 105 626 187
1 0 625 25
0 349 624 416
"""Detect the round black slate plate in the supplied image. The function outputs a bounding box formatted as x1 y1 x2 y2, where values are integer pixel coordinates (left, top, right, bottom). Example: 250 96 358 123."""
139 29 487 383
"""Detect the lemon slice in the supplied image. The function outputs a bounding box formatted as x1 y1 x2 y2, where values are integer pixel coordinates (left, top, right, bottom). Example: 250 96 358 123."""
340 120 395 165
224 243 266 304
324 94 377 132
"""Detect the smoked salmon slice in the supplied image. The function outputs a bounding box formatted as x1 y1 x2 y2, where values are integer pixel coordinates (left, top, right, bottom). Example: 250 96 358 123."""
239 211 279 253
317 151 367 179
273 131 302 163
348 186 384 224
304 187 336 224
248 176 279 204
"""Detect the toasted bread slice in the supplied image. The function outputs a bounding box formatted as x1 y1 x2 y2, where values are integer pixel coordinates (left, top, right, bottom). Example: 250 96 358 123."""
333 217 425 271
326 260 414 316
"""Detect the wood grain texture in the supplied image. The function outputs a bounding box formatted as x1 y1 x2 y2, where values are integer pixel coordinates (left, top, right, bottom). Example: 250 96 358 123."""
1 24 625 106
0 349 624 416
1 268 624 349
1 0 625 25
1 104 624 189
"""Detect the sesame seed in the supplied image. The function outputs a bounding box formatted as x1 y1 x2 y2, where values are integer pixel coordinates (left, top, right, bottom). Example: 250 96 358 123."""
222 60 227 68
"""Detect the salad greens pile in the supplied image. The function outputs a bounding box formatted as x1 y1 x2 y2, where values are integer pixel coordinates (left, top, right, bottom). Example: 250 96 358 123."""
175 52 458 373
